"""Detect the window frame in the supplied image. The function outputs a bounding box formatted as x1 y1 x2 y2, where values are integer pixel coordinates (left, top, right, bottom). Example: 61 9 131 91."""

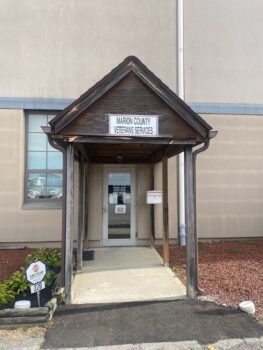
23 110 63 210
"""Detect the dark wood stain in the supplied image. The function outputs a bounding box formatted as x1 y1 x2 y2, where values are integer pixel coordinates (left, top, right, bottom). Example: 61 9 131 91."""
60 73 202 142
162 155 169 265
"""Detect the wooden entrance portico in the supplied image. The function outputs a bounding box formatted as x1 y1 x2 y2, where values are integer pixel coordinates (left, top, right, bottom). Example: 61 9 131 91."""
44 56 216 304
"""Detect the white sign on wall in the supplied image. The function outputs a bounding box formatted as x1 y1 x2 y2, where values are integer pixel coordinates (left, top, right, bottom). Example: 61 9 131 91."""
109 114 158 137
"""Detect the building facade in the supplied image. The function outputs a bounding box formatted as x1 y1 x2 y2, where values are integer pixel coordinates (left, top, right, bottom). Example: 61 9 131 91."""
1 0 263 249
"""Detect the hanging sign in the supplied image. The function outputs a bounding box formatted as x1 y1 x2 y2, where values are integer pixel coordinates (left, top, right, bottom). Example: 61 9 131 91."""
109 114 158 137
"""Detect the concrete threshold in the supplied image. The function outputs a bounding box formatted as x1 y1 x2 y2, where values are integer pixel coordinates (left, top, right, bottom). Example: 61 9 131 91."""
73 247 186 304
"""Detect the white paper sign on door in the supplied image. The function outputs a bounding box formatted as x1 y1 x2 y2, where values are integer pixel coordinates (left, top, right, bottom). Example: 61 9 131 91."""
115 205 126 214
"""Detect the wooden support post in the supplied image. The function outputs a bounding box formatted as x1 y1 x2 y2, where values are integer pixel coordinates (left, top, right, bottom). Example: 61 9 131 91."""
61 149 67 287
184 145 197 299
150 163 155 247
77 155 84 271
65 143 74 304
84 161 89 240
162 156 169 266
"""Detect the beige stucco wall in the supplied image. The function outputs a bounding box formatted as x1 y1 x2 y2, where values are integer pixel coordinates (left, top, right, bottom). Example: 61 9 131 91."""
154 113 263 240
1 111 263 244
0 109 61 244
0 0 177 98
197 114 263 238
1 0 262 104
185 0 263 103
1 1 263 244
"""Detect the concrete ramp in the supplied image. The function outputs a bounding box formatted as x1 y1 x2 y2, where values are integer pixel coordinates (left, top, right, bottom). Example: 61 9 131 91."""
73 247 186 304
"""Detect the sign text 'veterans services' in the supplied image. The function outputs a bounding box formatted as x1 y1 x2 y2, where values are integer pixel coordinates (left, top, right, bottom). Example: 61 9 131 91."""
109 115 158 136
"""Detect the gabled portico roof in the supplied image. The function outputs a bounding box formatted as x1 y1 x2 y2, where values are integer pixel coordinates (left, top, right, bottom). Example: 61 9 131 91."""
49 56 212 138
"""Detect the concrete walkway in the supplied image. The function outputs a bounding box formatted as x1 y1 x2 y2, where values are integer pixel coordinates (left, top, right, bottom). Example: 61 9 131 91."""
73 247 186 304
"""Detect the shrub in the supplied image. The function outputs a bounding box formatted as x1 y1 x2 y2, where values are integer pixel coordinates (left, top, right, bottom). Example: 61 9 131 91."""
44 270 57 286
6 268 30 295
25 248 61 267
0 248 61 307
24 249 61 288
0 281 16 305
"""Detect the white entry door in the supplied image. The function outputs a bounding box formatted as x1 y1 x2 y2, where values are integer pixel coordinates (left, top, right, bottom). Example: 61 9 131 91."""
103 167 136 246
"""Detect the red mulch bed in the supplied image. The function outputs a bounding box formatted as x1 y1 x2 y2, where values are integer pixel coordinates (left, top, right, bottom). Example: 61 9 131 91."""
0 248 35 282
156 240 263 318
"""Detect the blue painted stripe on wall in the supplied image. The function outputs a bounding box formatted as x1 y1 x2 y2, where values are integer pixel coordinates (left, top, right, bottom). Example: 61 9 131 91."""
0 97 74 110
0 97 263 115
188 102 263 115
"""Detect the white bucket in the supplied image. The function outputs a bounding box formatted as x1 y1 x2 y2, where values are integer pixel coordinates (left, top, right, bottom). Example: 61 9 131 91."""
239 300 255 315
14 300 31 309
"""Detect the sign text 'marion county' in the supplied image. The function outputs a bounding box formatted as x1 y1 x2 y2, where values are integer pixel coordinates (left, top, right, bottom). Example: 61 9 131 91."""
109 114 158 137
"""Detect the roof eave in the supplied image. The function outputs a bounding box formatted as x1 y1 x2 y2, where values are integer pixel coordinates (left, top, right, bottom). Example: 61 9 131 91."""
50 56 212 138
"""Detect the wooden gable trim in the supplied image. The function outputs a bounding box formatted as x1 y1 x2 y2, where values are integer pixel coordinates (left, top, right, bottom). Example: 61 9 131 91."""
50 60 132 134
132 66 211 137
50 56 212 138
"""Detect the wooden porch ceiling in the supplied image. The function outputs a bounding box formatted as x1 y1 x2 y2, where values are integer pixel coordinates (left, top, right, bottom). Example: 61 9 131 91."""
74 140 192 163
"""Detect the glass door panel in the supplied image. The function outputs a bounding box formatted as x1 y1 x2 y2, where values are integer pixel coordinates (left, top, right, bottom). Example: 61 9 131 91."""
108 172 131 239
103 167 136 246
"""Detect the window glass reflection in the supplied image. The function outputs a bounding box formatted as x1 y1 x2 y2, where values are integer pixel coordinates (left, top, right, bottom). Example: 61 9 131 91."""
28 152 46 170
26 112 63 201
28 115 47 132
47 173 63 198
47 152 63 170
28 133 47 152
28 173 47 199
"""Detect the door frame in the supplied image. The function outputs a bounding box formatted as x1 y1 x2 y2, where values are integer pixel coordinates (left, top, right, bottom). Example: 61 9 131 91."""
102 165 137 247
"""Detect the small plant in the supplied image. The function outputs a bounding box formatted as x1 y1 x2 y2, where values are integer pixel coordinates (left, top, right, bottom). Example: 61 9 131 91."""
6 268 30 295
25 248 61 267
44 270 57 286
0 281 16 305
24 249 61 288
172 265 181 274
225 248 239 256
0 248 61 307
54 289 65 305
0 267 30 306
